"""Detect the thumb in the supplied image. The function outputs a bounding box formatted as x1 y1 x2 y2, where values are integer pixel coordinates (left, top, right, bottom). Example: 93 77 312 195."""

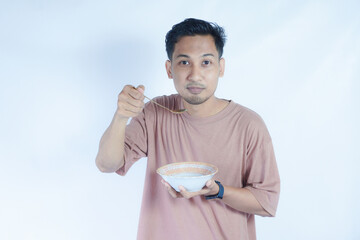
206 180 215 188
136 85 145 94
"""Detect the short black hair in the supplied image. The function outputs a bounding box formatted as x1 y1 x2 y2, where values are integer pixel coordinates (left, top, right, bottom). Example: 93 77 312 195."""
165 18 226 60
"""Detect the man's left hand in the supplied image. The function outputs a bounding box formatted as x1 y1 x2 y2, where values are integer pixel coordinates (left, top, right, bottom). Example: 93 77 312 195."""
161 179 220 199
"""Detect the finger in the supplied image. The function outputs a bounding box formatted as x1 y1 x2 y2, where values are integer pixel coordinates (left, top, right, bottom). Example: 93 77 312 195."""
162 180 181 198
178 186 190 198
168 188 180 198
118 95 144 110
127 85 145 100
206 180 215 188
136 85 145 94
179 186 197 199
118 90 145 109
205 180 219 196
120 85 144 102
179 185 213 199
198 187 212 195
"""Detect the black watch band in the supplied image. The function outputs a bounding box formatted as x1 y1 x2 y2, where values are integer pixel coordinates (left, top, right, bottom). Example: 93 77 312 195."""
205 180 224 200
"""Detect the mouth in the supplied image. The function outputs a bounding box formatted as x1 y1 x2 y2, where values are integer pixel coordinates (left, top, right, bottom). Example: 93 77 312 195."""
187 87 204 94
186 85 205 94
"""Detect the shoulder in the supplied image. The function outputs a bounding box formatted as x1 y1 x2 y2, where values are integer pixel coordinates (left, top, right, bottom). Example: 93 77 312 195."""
230 102 265 125
230 101 271 138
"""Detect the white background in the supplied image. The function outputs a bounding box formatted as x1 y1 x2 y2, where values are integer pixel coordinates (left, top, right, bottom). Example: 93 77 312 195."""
1 1 359 239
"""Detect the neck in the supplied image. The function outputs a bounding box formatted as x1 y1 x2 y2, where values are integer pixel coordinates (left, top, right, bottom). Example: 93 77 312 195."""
182 96 229 117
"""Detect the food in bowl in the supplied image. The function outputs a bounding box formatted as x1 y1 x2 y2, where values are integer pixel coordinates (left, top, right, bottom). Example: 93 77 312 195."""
156 162 218 192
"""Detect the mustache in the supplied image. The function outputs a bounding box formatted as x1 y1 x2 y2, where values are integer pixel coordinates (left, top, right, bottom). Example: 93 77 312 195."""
185 83 206 88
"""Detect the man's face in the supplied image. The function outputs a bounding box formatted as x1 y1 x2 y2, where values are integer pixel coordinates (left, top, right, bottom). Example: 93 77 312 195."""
165 35 225 105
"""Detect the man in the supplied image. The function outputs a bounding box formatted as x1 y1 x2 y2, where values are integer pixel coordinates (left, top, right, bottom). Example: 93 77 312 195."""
96 18 280 240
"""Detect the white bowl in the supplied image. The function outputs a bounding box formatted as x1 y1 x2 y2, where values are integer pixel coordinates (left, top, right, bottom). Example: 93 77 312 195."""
157 162 218 192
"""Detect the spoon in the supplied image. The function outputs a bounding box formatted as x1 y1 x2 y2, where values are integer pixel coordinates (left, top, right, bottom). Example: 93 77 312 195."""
134 87 187 114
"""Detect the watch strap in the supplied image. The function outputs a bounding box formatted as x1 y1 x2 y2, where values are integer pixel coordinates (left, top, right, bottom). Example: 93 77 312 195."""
205 180 224 200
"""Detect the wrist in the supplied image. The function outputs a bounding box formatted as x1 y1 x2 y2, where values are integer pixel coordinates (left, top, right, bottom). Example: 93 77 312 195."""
114 111 130 122
205 181 224 200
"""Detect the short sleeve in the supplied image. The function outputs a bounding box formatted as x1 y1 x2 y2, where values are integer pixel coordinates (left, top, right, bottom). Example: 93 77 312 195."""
116 110 148 176
244 117 280 217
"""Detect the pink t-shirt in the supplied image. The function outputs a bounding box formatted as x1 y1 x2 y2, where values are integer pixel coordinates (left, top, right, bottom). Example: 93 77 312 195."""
117 94 280 240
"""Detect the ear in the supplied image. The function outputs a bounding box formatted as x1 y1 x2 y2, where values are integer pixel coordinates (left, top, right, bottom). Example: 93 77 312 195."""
165 60 173 79
219 58 225 77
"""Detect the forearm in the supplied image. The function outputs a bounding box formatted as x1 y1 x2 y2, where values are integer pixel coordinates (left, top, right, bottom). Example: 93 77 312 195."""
95 113 128 173
166 180 271 217
222 186 270 217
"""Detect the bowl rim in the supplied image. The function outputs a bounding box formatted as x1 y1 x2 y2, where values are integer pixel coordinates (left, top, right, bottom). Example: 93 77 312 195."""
156 161 218 178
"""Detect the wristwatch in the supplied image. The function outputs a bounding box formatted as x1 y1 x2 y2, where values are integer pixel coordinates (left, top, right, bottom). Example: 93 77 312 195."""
205 180 224 200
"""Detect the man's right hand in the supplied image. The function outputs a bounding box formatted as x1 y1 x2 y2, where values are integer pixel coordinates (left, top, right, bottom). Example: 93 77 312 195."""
95 84 145 173
116 85 145 119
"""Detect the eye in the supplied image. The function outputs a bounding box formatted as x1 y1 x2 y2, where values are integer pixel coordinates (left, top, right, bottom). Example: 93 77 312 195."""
179 60 189 65
203 60 211 65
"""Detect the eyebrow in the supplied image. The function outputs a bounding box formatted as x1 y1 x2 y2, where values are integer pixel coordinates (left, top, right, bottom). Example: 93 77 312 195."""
175 54 190 59
202 53 215 57
175 53 215 59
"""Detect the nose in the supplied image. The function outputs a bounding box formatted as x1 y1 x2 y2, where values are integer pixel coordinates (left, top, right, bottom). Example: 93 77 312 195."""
187 64 202 82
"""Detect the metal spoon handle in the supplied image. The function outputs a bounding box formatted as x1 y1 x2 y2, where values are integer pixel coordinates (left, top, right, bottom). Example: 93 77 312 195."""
133 86 186 114
143 95 186 114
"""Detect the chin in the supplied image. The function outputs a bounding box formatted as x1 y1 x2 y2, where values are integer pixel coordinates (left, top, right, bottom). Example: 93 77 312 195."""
183 95 210 105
